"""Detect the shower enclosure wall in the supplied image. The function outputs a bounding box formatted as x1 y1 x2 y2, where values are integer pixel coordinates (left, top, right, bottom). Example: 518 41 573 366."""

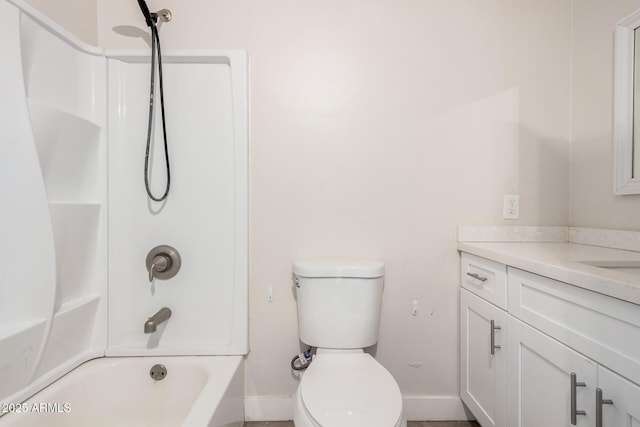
0 0 247 406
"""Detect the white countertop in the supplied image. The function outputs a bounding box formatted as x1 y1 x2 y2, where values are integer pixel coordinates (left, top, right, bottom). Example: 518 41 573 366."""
457 241 640 306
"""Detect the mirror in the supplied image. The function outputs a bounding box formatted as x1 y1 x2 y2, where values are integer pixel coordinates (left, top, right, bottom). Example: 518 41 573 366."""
635 29 640 176
614 9 640 194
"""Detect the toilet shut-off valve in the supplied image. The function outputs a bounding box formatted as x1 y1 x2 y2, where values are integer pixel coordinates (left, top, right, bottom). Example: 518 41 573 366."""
291 348 313 371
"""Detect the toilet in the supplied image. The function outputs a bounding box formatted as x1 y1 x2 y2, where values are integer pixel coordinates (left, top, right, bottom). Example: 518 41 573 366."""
292 259 406 427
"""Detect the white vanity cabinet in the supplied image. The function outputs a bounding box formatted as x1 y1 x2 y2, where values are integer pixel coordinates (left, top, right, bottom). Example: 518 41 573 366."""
459 251 640 427
506 317 640 427
597 366 640 426
460 289 506 427
459 253 507 427
506 316 597 427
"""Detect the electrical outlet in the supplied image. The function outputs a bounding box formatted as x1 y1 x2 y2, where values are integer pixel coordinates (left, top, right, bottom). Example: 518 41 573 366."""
503 195 520 219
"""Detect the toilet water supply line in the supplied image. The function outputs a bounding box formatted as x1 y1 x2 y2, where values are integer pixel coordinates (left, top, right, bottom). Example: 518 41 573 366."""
137 0 172 202
291 348 314 371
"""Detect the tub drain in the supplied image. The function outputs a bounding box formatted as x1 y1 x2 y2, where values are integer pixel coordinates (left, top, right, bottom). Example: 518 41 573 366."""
150 364 167 381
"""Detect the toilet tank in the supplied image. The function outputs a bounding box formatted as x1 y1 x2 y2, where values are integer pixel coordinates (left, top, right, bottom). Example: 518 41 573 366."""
292 259 385 349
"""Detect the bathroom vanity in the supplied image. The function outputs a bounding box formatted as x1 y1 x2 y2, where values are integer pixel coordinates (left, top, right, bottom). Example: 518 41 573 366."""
458 230 640 427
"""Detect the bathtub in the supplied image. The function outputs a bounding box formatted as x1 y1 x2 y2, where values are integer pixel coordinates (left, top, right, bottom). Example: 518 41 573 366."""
0 356 244 427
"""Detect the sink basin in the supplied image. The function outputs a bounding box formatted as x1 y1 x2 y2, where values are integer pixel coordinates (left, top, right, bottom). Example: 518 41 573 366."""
577 260 640 277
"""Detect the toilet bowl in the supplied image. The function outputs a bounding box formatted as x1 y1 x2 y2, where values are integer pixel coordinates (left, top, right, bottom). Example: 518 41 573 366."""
293 349 406 427
291 259 406 427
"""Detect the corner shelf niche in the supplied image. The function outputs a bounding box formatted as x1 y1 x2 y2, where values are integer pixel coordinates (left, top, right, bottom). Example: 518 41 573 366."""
48 203 102 309
27 98 106 371
35 296 100 377
28 99 102 202
26 97 107 381
17 6 108 393
19 13 103 126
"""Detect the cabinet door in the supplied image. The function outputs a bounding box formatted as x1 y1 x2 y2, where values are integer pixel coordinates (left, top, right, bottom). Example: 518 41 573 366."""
597 366 640 426
460 289 506 427
507 316 597 427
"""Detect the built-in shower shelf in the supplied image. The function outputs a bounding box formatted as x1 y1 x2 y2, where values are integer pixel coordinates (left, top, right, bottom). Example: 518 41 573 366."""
55 295 100 316
48 203 102 306
36 296 100 376
0 318 46 342
20 13 105 127
1 3 107 405
28 98 102 202
27 98 101 128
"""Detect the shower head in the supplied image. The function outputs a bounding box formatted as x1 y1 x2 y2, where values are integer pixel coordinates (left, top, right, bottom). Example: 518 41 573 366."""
136 0 155 27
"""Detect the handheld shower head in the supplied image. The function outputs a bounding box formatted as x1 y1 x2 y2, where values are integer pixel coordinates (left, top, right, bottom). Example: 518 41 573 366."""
138 0 173 202
136 0 155 27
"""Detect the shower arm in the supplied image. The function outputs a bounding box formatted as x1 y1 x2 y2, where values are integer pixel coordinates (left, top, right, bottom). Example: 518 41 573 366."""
136 0 172 27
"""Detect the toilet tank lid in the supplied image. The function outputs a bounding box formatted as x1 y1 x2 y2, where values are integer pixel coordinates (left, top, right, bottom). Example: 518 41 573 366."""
293 259 384 278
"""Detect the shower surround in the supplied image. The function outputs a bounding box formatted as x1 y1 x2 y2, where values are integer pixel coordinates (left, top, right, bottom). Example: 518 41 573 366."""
0 0 247 412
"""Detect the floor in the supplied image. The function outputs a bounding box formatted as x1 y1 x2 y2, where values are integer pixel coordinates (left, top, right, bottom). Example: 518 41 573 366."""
244 422 480 427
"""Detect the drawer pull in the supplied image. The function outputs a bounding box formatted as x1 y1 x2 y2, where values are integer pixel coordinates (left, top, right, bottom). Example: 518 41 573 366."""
595 388 613 427
570 372 587 425
490 320 501 355
466 272 488 282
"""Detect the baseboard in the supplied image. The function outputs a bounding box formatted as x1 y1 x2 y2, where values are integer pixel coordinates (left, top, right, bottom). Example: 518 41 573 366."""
244 395 474 422
402 395 475 421
244 396 294 422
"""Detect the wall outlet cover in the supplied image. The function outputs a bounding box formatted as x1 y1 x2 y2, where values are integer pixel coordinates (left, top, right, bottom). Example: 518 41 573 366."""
503 195 520 219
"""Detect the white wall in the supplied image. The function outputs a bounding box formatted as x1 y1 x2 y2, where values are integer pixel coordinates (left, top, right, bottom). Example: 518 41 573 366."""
24 0 98 45
95 0 572 417
570 0 640 229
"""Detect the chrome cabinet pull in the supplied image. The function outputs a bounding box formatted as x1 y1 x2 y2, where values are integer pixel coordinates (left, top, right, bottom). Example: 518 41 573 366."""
571 372 587 425
596 388 613 427
490 320 501 355
466 272 488 282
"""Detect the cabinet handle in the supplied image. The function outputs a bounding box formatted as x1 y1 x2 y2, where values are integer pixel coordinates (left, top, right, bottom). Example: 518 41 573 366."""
570 372 587 425
490 320 501 355
467 272 488 282
595 388 613 427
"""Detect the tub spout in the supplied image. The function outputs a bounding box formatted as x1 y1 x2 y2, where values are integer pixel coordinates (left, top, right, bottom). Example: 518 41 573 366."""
144 307 172 334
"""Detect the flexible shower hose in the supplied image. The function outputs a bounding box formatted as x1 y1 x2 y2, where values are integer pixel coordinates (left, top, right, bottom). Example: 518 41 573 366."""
143 20 171 202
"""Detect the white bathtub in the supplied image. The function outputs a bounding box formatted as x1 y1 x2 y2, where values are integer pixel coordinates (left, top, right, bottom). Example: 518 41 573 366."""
0 356 244 427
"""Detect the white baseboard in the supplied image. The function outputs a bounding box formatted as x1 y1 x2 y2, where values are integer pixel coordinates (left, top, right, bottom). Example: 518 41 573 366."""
244 395 474 422
245 396 294 422
402 396 475 421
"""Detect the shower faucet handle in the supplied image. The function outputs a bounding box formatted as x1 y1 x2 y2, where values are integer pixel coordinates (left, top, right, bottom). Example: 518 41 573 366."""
146 245 181 282
149 254 170 282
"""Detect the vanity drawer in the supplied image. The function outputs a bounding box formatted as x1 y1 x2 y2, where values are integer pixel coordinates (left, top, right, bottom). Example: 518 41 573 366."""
460 253 508 310
508 267 640 386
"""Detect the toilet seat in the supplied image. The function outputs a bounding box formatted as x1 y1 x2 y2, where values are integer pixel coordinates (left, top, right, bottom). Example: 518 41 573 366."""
298 351 403 427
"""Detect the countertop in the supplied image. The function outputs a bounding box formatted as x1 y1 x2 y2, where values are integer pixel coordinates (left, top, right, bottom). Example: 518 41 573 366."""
457 241 640 306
